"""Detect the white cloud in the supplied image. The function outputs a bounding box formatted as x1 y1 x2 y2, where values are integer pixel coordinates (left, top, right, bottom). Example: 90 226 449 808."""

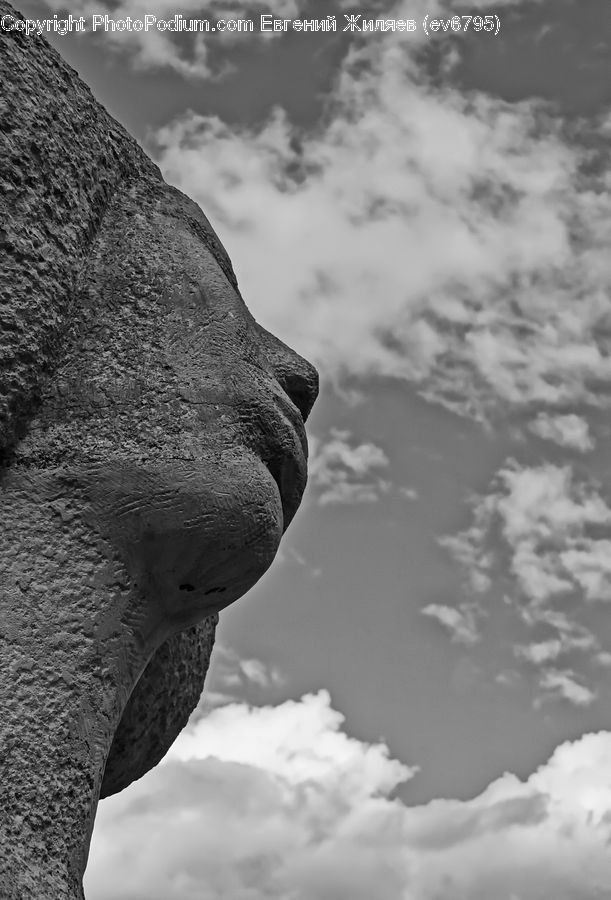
239 657 284 689
479 463 611 604
146 0 611 430
438 519 494 596
87 692 611 899
440 461 611 704
41 0 547 79
86 691 416 900
420 602 481 645
41 0 302 76
559 541 611 602
536 669 597 708
280 546 323 578
528 413 594 452
515 639 565 665
515 630 597 666
195 643 286 712
308 429 390 505
496 669 521 687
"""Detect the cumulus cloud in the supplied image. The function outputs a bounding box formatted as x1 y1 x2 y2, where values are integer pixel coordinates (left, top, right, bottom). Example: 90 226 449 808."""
470 462 611 605
218 650 284 691
515 630 596 666
144 0 611 430
536 669 596 708
195 643 286 711
86 691 611 899
440 460 611 704
308 428 390 505
527 413 594 452
420 602 481 645
41 0 302 76
438 519 494 596
86 691 416 900
39 0 548 78
279 546 323 578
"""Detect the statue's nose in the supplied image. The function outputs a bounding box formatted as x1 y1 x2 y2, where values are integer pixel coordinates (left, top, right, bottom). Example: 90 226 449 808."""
254 325 319 423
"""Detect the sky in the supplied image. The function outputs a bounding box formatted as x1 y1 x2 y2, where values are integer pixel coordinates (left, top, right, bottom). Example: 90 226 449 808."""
14 0 611 896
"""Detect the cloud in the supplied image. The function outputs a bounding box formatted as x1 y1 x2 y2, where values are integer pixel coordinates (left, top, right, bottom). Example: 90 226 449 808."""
473 462 611 604
420 602 481 645
440 460 611 704
86 691 416 900
527 413 594 452
239 657 284 688
40 0 302 76
438 519 494 596
280 546 323 578
337 0 546 15
515 630 596 666
86 691 611 899
535 669 597 708
193 644 286 712
308 428 390 505
40 0 548 79
146 0 611 431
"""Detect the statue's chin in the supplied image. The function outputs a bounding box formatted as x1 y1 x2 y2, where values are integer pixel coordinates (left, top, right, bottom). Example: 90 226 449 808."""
91 452 285 639
3 448 288 636
100 452 287 798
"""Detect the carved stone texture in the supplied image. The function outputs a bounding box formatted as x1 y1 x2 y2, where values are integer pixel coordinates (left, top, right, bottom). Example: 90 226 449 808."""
0 4 319 897
100 617 218 798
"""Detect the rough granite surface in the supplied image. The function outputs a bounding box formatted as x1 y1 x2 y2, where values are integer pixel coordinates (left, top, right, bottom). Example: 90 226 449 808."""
0 5 318 897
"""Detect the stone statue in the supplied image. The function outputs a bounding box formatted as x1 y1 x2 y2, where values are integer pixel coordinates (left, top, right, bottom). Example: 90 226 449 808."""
0 4 318 897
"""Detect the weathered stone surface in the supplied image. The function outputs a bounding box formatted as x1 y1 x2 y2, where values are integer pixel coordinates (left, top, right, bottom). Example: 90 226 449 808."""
100 617 218 798
0 5 318 897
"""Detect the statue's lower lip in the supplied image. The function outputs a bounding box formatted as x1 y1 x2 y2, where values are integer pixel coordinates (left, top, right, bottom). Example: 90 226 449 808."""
263 449 303 529
254 401 308 531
